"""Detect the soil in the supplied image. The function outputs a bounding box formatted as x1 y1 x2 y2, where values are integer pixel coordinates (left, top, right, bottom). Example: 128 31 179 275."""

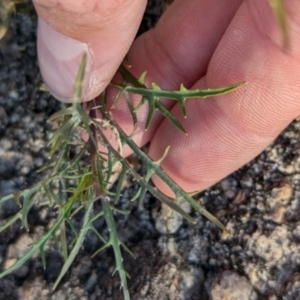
1 1 300 300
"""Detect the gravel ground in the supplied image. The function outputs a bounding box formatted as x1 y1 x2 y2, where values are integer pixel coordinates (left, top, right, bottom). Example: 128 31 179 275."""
1 2 300 300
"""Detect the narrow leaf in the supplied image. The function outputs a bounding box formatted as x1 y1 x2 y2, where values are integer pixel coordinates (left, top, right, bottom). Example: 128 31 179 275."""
0 210 67 279
123 90 138 131
155 101 186 133
47 107 73 122
114 163 128 203
53 202 93 290
73 53 87 104
269 0 289 48
145 96 156 130
0 212 22 233
91 243 110 258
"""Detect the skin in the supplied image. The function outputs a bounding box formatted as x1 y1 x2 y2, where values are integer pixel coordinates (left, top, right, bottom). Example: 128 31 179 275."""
33 0 300 197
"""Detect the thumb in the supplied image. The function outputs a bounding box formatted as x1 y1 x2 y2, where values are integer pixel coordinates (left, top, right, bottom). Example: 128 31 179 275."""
33 0 146 102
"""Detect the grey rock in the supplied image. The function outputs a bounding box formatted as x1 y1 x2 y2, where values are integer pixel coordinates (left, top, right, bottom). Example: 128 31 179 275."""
208 271 256 300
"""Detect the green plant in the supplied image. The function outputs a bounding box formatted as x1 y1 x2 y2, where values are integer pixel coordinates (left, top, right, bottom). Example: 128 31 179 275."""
0 1 289 299
0 53 242 299
270 0 290 48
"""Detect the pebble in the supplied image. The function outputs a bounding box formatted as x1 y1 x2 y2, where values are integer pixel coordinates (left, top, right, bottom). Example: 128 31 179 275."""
153 200 191 234
268 205 286 223
240 175 253 188
0 138 12 152
209 271 256 300
269 183 293 208
179 266 203 299
6 233 32 259
278 164 295 174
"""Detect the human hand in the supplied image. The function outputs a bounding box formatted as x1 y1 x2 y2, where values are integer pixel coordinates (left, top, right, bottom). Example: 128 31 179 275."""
33 0 147 102
34 0 300 197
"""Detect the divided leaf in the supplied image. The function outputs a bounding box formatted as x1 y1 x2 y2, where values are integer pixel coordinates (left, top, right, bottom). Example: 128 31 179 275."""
0 53 243 300
114 64 244 133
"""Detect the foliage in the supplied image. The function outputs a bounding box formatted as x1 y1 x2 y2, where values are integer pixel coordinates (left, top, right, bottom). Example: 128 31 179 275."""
270 0 290 48
0 53 243 299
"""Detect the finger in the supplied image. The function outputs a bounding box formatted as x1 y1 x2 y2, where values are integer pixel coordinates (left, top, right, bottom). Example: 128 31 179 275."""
99 0 243 156
149 0 300 196
33 0 147 102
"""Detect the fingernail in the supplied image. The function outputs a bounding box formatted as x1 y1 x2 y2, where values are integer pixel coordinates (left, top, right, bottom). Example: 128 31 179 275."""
37 17 93 102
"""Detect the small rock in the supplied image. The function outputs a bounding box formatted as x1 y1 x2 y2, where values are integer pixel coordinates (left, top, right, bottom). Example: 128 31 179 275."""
209 271 256 300
153 201 191 234
232 190 247 205
18 278 48 300
0 138 12 152
256 201 266 211
269 205 286 223
221 179 231 191
29 138 45 153
86 273 98 292
268 183 293 209
293 224 300 241
9 90 19 100
278 164 295 174
7 233 32 259
140 282 150 297
4 258 17 270
179 266 203 299
268 148 278 161
225 190 236 199
249 226 289 263
240 176 253 188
